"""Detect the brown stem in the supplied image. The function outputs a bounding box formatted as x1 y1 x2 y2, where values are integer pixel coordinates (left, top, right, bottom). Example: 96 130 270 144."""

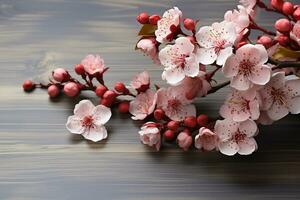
207 81 230 94
257 0 293 21
249 19 276 36
269 58 300 70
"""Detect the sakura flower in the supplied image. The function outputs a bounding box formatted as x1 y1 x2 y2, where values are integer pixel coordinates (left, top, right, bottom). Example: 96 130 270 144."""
159 37 199 85
224 5 250 34
81 54 105 75
157 86 196 121
155 7 182 43
129 89 157 120
196 21 237 66
223 44 271 91
139 122 161 151
195 127 219 151
290 21 300 46
219 88 260 122
66 100 111 142
136 38 160 64
177 131 193 151
130 71 150 92
215 118 258 156
259 72 300 121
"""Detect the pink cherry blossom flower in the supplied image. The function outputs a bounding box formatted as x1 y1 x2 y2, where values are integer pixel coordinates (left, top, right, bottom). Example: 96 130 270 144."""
215 118 258 156
130 71 150 92
159 37 199 85
223 44 271 91
66 100 112 142
138 122 161 151
155 7 182 43
220 88 260 122
136 38 160 64
129 89 157 120
259 72 300 121
195 127 219 151
196 21 237 66
81 54 105 75
290 21 300 46
157 86 196 121
224 5 250 34
177 131 193 151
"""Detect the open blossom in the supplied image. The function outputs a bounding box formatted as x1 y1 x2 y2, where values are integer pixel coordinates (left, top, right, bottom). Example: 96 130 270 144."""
138 122 161 151
224 5 250 34
130 71 150 92
157 86 196 121
129 89 157 120
155 7 182 43
215 118 258 156
177 132 193 151
220 88 260 122
195 127 219 151
66 100 111 142
136 38 160 64
81 54 105 75
259 72 300 121
223 44 271 91
159 37 199 85
196 21 237 66
290 21 300 46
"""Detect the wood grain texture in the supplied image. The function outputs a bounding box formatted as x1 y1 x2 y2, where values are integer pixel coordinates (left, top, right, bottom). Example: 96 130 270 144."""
0 0 299 199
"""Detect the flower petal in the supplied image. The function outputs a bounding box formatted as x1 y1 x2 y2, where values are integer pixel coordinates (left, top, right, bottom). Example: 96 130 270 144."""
216 47 233 66
230 73 251 91
92 105 112 125
239 120 257 137
287 97 300 114
249 65 271 86
267 101 289 121
196 47 217 65
196 26 215 48
162 67 185 85
223 54 239 77
74 100 95 117
184 54 199 77
238 137 257 155
218 140 239 156
214 118 239 141
82 125 108 142
66 116 85 134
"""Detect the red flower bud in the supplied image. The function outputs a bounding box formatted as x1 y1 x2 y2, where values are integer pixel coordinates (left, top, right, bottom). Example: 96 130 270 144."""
118 101 130 113
282 2 294 15
100 98 113 107
53 68 69 82
275 18 292 33
95 85 107 97
48 85 60 98
167 121 180 131
103 90 117 101
164 130 175 141
293 7 300 21
114 82 127 93
64 82 80 97
271 0 283 11
184 116 197 128
149 14 161 25
184 18 196 31
275 34 290 46
154 109 165 120
197 114 209 127
136 12 149 24
74 64 85 75
22 80 35 92
257 35 273 49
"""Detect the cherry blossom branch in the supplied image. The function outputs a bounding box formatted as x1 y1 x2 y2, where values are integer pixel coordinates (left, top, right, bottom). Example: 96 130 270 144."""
207 81 230 94
257 0 293 21
249 19 276 36
269 58 300 70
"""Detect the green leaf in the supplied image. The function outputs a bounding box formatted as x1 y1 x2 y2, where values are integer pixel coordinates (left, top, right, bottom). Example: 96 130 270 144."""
138 24 157 36
272 46 300 60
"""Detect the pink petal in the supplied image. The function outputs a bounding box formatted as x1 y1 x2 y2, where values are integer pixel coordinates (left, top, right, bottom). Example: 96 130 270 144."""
214 118 239 141
287 97 300 114
236 44 268 66
238 120 257 137
257 111 274 125
248 100 260 120
267 101 289 121
162 67 185 85
196 26 215 48
249 64 271 86
74 100 95 117
66 116 85 134
82 125 107 142
175 37 194 55
184 54 199 77
223 54 239 78
230 73 251 91
92 105 112 125
268 72 286 89
218 140 239 156
238 137 257 155
196 47 217 65
216 46 233 66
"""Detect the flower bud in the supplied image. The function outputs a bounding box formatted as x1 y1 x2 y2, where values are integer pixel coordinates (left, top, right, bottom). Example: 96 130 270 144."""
136 12 149 24
103 90 117 101
184 116 197 128
53 68 69 82
275 18 292 33
64 82 80 97
149 14 161 25
164 130 175 141
154 109 165 120
167 121 180 131
257 35 273 48
293 7 300 21
95 85 107 97
114 82 127 93
118 101 130 113
100 98 113 107
271 0 283 11
197 114 209 127
177 131 192 151
282 2 294 15
22 80 35 92
275 34 290 46
74 64 85 75
184 18 196 31
47 85 60 98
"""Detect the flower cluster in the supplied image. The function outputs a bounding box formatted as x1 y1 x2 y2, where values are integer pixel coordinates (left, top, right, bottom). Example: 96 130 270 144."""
23 0 300 156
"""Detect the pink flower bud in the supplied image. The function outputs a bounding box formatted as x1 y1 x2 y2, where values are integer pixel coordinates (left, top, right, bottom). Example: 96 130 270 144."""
293 7 300 21
53 68 68 82
257 35 273 48
282 2 294 15
154 109 165 120
48 85 60 98
95 85 107 97
164 130 175 141
184 116 197 128
167 121 179 131
114 82 127 93
103 90 117 102
275 18 292 33
64 82 80 97
177 131 193 151
22 80 35 92
197 114 209 127
149 14 161 25
275 34 290 46
118 101 130 113
271 0 283 11
136 12 149 24
183 18 196 31
74 64 85 75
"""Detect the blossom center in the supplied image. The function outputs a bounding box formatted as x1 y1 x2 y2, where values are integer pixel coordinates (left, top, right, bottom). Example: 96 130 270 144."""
239 60 253 76
173 53 187 68
81 115 94 127
234 131 246 142
214 40 226 54
270 87 286 105
167 98 181 110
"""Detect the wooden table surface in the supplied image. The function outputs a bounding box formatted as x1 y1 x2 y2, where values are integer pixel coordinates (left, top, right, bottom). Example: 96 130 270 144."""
0 0 299 199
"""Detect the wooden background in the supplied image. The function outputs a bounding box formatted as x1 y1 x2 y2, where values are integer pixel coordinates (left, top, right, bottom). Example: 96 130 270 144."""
0 0 299 199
